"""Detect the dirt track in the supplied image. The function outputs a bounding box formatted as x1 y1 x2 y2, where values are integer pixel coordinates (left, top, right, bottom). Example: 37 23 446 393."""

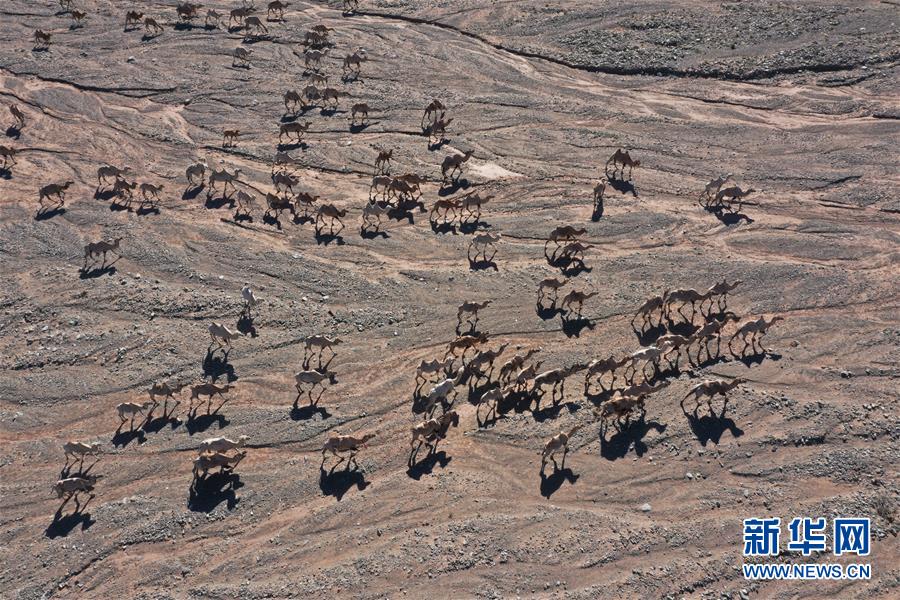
0 1 898 599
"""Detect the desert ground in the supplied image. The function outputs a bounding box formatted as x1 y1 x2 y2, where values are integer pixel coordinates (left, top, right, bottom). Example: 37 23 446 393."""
0 1 898 599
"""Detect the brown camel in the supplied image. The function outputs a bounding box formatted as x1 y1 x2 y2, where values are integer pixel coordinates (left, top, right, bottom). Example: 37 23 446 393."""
605 148 640 180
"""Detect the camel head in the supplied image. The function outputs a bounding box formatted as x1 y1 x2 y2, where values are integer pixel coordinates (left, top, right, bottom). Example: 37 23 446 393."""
236 435 249 446
730 377 748 387
768 315 784 325
360 433 376 444
567 423 583 437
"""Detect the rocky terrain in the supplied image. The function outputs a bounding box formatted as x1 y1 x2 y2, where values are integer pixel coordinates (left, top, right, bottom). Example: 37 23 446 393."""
0 1 898 599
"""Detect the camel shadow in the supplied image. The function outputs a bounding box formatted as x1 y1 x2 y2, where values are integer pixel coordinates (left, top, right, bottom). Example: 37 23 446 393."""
532 401 579 423
468 258 498 272
205 194 235 210
407 450 451 480
665 320 699 338
78 264 117 279
35 206 66 221
236 313 257 338
733 349 781 367
136 205 160 216
683 408 744 446
540 466 578 499
94 187 117 201
349 122 371 133
360 228 389 240
459 220 490 234
277 141 308 152
561 315 595 338
290 404 331 421
0 168 11 180
428 139 449 152
707 205 754 225
314 232 346 246
185 412 229 435
182 185 205 200
599 417 666 460
591 196 604 221
608 178 638 198
141 33 162 42
111 427 146 448
142 413 181 433
173 22 199 31
188 472 242 512
262 213 286 230
233 212 254 223
319 464 369 501
430 221 458 235
45 506 95 539
633 323 666 346
536 302 564 320
5 126 21 139
202 348 237 382
438 179 469 196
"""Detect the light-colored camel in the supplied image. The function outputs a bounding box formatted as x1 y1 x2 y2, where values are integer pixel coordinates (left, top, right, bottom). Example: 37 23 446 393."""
193 450 246 479
315 204 347 235
116 401 154 428
97 165 131 185
537 277 568 304
198 435 249 455
304 48 329 71
558 241 592 263
234 190 254 217
682 378 746 413
623 345 667 384
468 232 501 262
541 424 581 471
189 382 232 414
476 387 508 423
370 175 392 201
700 173 732 203
10 104 26 129
410 410 459 451
186 161 207 186
144 17 164 36
415 357 454 387
209 322 242 348
729 316 783 356
688 314 739 363
498 348 541 384
53 475 97 504
457 300 491 325
39 181 74 206
703 279 742 313
342 49 367 76
83 238 122 267
583 355 629 394
441 150 475 183
350 103 370 125
33 30 52 49
273 151 297 172
467 343 509 379
294 370 330 404
241 284 259 315
423 369 465 414
361 202 391 232
510 360 545 392
533 364 587 406
209 168 242 194
593 179 606 204
267 1 289 20
124 10 144 29
605 148 640 180
279 121 310 144
322 433 375 467
631 291 668 330
232 47 252 67
664 288 713 323
460 192 492 221
374 148 393 174
304 334 342 360
149 381 186 412
139 182 164 204
63 441 102 468
597 381 669 426
714 186 755 209
560 289 598 317
547 225 586 244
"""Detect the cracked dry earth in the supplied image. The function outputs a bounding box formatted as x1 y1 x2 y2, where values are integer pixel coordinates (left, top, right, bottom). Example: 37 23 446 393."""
1 1 899 599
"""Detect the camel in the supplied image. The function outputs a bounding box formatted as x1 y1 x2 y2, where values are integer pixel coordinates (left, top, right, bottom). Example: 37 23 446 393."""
509 360 545 392
298 85 321 109
124 11 144 30
498 348 541 384
279 121 310 144
714 186 755 210
186 161 206 186
265 192 295 220
468 232 501 263
342 0 360 13
116 401 154 429
664 288 713 324
447 332 489 358
308 72 328 87
272 171 298 194
304 30 328 48
176 3 202 21
558 241 592 265
209 168 242 195
623 345 667 384
53 475 97 507
188 382 232 414
457 300 491 329
70 9 88 27
423 369 465 414
374 148 393 175
193 450 246 480
33 30 51 50
222 129 240 147
144 17 164 36
631 292 668 331
294 191 318 218
655 333 691 369
139 183 164 205
369 175 392 202
361 202 391 232
682 378 746 414
532 364 587 407
234 190 254 217
387 178 418 204
410 410 459 459
321 87 348 110
476 387 507 423
149 381 186 414
97 165 131 186
232 47 252 68
110 179 137 206
83 238 122 268
304 48 329 72
429 113 453 145
537 277 568 305
441 150 475 183
241 284 259 315
272 151 297 172
342 49 367 77
322 433 375 468
267 0 289 20
315 204 347 235
415 357 454 388
466 343 509 380
546 225 586 245
304 334 342 363
63 441 102 469
560 289 598 318
430 198 461 224
10 104 26 129
605 148 640 180
729 316 783 356
541 424 581 471
229 6 254 27
460 192 492 221
199 436 248 455
208 322 242 348
583 355 629 395
700 173 732 204
205 9 222 28
350 103 370 126
39 181 73 206
0 146 15 169
703 279 742 314
422 99 446 130
58 0 74 11
396 173 426 198
597 381 669 427
294 370 330 404
593 179 606 206
244 16 268 38
688 314 739 364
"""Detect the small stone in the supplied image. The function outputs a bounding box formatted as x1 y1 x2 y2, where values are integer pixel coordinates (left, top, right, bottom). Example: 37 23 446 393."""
640 503 651 512
127 56 136 63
